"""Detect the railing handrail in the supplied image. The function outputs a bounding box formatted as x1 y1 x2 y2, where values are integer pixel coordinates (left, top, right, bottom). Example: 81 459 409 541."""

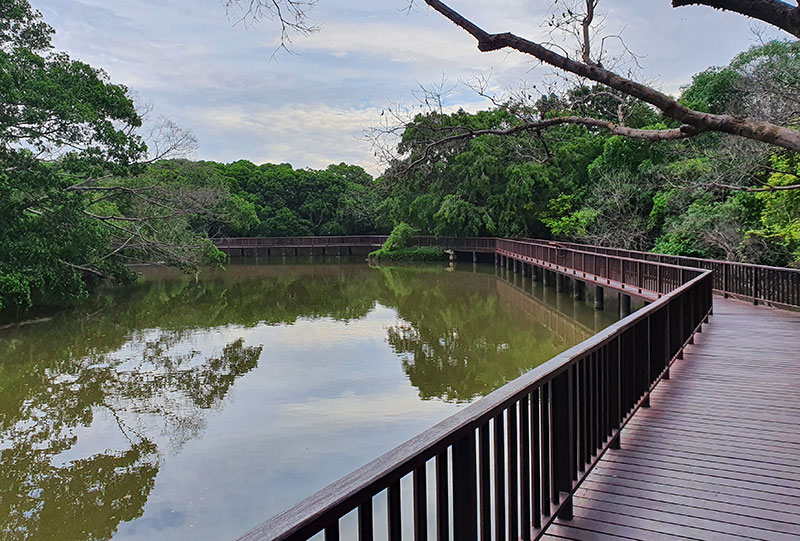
497 238 699 275
237 238 714 541
531 238 798 308
535 238 800 274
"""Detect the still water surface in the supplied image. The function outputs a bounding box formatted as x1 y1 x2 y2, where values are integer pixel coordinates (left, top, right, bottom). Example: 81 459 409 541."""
0 260 619 540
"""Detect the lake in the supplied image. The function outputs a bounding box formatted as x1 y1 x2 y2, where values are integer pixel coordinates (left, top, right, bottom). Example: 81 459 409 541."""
0 259 620 540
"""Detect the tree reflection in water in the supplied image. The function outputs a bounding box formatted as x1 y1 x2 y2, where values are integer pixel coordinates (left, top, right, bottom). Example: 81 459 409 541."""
0 261 609 539
1 327 261 540
378 266 597 402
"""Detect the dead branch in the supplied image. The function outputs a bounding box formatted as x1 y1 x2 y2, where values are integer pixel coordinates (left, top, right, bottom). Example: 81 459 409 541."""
672 0 800 38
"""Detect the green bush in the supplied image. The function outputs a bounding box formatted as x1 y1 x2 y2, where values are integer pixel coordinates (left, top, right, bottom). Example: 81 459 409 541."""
381 222 417 252
369 247 446 261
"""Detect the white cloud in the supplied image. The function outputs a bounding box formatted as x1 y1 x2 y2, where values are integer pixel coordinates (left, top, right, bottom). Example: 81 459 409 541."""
191 102 386 173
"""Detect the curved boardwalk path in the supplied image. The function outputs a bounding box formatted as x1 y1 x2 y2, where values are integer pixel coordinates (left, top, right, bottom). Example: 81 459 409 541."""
543 297 800 541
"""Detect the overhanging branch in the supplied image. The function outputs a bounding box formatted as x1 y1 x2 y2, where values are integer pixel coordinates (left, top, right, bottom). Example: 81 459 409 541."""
672 0 800 38
423 0 800 154
402 116 699 171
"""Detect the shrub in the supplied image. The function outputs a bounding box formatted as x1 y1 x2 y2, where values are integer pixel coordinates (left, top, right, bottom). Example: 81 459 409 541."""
381 222 417 252
369 246 446 262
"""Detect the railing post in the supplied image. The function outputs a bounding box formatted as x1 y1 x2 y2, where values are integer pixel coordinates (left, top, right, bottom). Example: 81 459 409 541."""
594 285 604 310
637 261 642 289
753 267 759 305
358 500 373 541
452 435 478 541
552 368 574 520
436 452 449 541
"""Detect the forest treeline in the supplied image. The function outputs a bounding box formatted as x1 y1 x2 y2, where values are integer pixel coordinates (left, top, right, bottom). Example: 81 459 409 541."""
2 0 798 313
143 40 800 266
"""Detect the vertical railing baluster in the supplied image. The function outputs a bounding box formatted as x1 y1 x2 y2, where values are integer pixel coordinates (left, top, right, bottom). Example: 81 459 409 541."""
453 434 477 540
531 387 542 530
479 424 491 541
594 351 601 450
436 451 449 541
552 368 575 519
493 413 505 541
588 352 596 454
508 402 519 540
325 522 340 541
358 499 373 541
600 347 608 443
611 338 622 448
414 466 427 541
581 357 589 468
520 395 531 540
542 383 553 511
388 482 401 541
571 366 579 478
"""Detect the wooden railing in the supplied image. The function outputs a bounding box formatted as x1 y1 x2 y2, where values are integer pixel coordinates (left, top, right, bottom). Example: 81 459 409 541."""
213 235 499 252
237 239 713 541
541 240 800 308
213 236 388 248
496 239 701 298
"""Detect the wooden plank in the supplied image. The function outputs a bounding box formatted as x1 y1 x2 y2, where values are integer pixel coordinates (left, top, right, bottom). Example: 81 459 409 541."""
579 478 800 521
585 470 800 515
609 442 800 473
547 517 693 541
573 496 800 540
605 449 800 481
565 506 726 540
619 422 800 450
591 462 800 499
575 488 800 536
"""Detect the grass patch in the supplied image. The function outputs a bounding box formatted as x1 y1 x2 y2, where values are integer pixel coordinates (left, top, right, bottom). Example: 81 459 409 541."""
369 246 446 261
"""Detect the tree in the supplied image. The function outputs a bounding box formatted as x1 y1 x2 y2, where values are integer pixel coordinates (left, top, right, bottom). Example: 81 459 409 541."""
0 1 226 312
226 0 800 160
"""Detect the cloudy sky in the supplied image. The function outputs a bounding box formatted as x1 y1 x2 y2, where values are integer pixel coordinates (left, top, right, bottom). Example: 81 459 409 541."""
36 0 785 176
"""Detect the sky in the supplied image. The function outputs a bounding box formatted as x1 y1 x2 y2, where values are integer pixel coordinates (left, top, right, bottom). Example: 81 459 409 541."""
35 0 786 176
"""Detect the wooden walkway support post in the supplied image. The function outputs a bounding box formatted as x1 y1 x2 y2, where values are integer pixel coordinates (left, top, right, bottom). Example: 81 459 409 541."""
573 280 585 301
620 293 631 317
594 285 604 310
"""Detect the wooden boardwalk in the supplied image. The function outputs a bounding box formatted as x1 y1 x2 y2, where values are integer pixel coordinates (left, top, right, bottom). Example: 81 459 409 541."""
543 297 800 540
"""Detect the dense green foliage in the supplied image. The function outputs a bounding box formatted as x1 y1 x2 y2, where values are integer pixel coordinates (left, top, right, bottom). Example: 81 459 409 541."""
168 159 387 237
376 40 800 266
1 1 141 311
0 1 231 314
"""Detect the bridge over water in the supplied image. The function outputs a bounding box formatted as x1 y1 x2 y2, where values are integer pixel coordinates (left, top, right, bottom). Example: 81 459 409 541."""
216 236 800 541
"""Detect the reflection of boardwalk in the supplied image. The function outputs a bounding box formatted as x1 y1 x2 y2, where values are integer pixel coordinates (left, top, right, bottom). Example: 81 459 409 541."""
494 275 596 345
543 297 800 540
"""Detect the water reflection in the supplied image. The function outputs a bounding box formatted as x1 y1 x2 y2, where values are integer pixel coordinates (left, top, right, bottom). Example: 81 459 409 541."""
0 260 617 540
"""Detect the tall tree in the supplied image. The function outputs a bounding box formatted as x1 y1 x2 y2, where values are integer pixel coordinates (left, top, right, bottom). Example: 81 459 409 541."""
0 1 225 312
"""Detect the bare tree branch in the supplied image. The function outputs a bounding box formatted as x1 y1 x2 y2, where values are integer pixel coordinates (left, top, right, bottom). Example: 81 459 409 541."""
672 0 800 38
401 115 697 171
712 181 800 191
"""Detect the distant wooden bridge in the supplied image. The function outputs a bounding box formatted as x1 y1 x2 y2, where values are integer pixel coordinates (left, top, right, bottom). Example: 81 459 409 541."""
224 236 799 541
